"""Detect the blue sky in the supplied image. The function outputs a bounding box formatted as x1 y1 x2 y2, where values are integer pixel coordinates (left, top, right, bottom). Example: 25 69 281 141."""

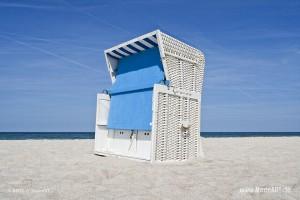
0 0 299 132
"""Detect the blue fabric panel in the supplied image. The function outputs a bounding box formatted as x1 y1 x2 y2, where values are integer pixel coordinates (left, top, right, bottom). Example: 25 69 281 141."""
107 47 163 130
109 47 164 94
107 89 153 130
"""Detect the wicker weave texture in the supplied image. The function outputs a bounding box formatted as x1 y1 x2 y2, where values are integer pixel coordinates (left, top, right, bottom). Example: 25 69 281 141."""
160 32 204 64
160 33 204 93
152 32 204 161
153 89 200 161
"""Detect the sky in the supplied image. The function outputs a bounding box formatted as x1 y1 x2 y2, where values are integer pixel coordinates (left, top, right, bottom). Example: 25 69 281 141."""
0 0 299 132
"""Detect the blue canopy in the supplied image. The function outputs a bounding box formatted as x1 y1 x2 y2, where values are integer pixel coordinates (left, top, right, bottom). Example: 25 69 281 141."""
107 47 164 130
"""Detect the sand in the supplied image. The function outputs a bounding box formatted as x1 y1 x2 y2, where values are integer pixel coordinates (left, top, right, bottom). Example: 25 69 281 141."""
0 137 299 200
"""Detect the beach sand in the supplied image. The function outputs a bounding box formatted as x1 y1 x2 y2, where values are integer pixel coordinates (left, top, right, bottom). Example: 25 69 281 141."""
0 137 299 200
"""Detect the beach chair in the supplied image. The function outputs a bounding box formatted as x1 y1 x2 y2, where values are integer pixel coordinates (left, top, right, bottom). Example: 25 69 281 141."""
94 30 205 162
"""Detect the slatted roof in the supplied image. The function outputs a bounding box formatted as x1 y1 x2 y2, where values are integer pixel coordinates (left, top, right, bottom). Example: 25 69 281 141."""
104 30 159 60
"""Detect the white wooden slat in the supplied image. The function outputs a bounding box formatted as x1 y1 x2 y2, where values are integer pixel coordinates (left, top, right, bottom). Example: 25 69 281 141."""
122 45 137 54
131 42 145 51
148 36 158 44
108 52 122 58
115 49 129 56
139 39 154 48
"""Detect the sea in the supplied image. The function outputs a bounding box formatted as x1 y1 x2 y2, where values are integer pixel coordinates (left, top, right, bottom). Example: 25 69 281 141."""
0 132 299 140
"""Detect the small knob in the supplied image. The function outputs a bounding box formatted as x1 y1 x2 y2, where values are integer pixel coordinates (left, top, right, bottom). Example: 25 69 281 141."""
181 120 191 129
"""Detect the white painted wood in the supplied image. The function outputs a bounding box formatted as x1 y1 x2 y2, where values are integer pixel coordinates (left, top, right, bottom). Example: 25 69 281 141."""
108 51 122 58
123 45 137 54
136 131 152 160
139 39 154 48
96 94 110 126
130 42 145 51
148 36 158 44
94 125 109 152
95 128 152 161
104 30 159 54
115 49 129 56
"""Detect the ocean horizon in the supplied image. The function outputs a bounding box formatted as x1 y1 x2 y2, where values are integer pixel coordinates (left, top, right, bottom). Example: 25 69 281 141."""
0 132 299 140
